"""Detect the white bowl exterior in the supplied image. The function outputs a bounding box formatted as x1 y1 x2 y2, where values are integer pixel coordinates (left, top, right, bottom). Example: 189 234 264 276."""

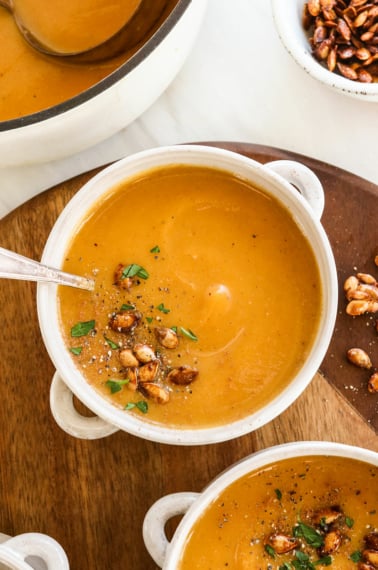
0 0 207 167
161 441 378 569
0 532 69 570
271 0 378 102
37 144 338 445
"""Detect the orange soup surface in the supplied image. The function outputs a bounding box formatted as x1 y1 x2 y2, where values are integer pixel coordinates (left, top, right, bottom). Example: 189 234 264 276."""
0 0 175 120
58 164 322 429
178 455 378 569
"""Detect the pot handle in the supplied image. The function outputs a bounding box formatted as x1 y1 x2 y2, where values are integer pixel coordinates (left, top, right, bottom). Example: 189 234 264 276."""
265 160 324 219
50 372 119 439
0 532 69 569
143 492 199 568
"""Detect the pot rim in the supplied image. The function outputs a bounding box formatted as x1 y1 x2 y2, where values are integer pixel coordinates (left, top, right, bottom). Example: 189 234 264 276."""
163 441 378 567
37 144 338 445
0 0 192 132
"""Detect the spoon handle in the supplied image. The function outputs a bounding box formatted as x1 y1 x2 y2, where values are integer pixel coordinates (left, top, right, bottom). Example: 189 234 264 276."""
0 247 94 291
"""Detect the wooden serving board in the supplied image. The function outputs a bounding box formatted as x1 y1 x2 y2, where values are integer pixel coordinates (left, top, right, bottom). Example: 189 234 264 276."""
0 142 376 570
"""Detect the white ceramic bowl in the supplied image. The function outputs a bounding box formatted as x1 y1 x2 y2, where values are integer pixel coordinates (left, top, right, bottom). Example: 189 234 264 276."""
0 0 207 167
0 532 68 570
143 441 378 568
271 0 378 102
37 144 338 445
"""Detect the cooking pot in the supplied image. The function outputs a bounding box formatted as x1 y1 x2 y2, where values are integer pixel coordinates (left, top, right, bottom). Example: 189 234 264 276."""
0 0 207 167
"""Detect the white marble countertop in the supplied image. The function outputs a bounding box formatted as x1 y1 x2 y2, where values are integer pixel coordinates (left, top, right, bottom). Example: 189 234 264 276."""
1 0 377 218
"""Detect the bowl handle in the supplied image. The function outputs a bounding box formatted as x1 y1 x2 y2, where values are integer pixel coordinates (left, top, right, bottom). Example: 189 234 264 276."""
50 372 119 439
265 160 325 219
143 492 199 568
0 532 69 569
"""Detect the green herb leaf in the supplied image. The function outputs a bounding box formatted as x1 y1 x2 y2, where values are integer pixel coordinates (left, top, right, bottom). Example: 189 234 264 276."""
70 320 95 337
157 303 170 314
121 303 135 311
275 488 282 500
104 336 119 350
146 316 153 324
180 327 198 341
345 516 354 529
136 401 148 413
264 544 276 559
293 522 324 548
292 551 314 570
171 326 178 333
279 564 292 570
314 556 332 566
125 400 148 414
350 551 362 563
150 245 160 253
69 346 83 355
106 378 129 394
121 264 149 280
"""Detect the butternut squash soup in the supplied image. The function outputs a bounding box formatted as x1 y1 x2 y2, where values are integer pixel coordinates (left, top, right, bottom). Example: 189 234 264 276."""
58 164 322 429
0 0 176 120
177 455 378 569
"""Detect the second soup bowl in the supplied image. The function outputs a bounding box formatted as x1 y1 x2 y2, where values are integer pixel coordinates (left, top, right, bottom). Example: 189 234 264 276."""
37 144 338 444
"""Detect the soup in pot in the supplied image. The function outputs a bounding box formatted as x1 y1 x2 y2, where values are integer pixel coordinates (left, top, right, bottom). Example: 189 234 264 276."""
58 164 322 429
0 0 176 120
177 455 378 569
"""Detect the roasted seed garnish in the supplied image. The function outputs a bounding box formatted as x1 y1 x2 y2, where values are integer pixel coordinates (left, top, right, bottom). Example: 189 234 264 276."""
362 550 378 567
267 534 299 554
114 263 133 289
167 365 199 385
312 506 342 525
139 382 169 404
365 532 378 550
133 343 156 363
109 310 142 333
347 347 373 368
367 371 378 393
137 360 160 384
303 0 378 82
154 327 179 349
119 348 139 368
346 299 378 315
320 530 343 555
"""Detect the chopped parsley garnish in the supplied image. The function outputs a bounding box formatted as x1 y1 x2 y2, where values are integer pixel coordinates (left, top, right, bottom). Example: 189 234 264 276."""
171 326 198 341
264 544 276 558
293 522 324 548
180 327 198 341
350 551 362 563
104 336 119 350
125 401 148 414
275 488 282 500
121 303 135 311
121 264 149 280
157 303 170 314
69 346 83 355
146 316 153 324
292 551 312 570
106 378 130 394
279 563 292 570
150 245 160 253
345 516 354 529
315 556 332 566
70 319 95 337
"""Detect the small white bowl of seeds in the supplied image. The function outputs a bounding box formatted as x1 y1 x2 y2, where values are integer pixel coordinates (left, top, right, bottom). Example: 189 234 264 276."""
271 0 378 101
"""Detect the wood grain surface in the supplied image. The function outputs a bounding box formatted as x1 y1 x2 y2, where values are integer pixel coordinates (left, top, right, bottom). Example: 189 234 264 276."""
0 143 376 570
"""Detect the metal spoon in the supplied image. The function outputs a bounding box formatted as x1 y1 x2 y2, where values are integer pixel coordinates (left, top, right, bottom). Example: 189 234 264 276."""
0 246 94 291
0 0 169 63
